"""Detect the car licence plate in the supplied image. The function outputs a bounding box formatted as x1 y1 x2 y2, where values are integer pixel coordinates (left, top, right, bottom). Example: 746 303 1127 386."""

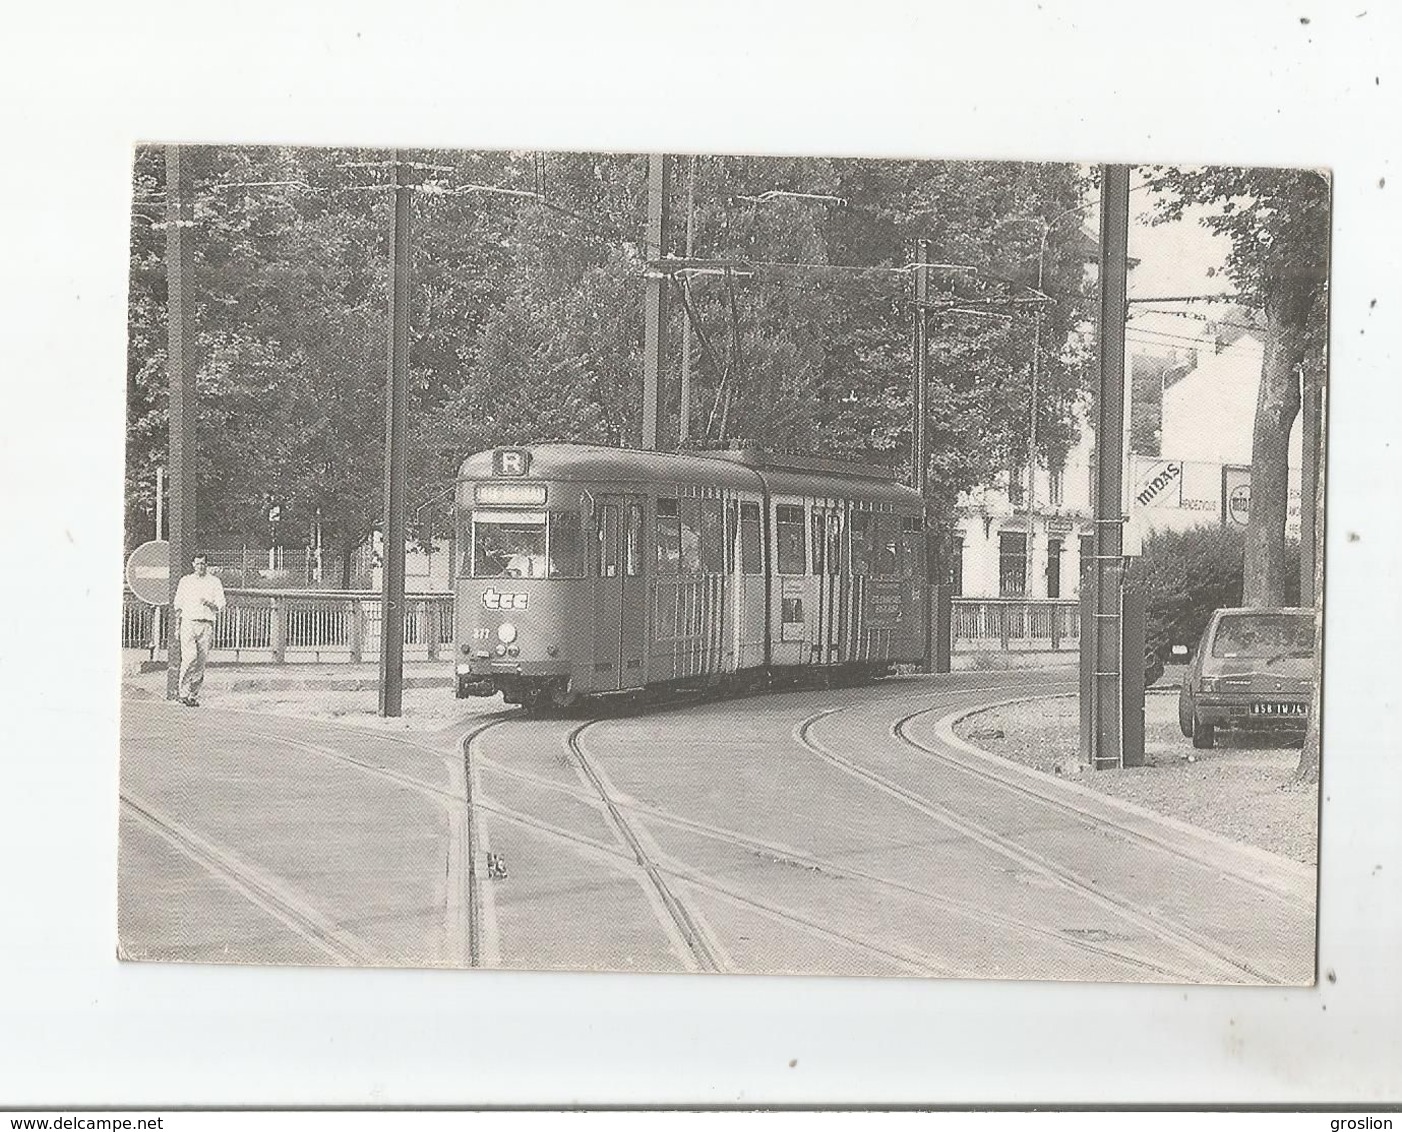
1251 702 1306 716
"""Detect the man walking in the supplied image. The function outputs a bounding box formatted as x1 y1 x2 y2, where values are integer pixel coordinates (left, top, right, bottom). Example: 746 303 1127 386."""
173 553 226 706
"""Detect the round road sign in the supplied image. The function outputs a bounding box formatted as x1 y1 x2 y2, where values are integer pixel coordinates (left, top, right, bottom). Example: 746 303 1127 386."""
125 539 171 605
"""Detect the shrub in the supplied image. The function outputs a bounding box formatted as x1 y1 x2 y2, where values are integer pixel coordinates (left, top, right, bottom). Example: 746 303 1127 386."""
1133 525 1300 664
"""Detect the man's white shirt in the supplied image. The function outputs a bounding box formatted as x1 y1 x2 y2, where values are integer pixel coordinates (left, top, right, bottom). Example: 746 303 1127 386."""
174 573 227 622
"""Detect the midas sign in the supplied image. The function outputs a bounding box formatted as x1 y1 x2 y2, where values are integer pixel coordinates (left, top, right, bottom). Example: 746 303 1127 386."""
1134 461 1182 508
482 588 528 610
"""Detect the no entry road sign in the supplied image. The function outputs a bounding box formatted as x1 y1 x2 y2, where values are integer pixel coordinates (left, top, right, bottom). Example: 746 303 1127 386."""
125 539 170 605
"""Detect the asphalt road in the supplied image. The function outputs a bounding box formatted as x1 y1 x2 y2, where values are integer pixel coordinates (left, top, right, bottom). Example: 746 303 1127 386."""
118 670 1316 983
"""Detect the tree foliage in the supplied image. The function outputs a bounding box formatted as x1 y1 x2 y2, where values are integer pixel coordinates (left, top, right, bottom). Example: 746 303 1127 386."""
1151 167 1330 608
125 147 1097 579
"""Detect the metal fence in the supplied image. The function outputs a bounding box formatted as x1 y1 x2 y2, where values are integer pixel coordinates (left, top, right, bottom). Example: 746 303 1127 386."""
952 597 1080 651
124 590 1079 663
122 588 454 663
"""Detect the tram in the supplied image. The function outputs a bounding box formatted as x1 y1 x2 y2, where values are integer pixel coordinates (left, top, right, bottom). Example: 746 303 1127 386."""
452 443 927 709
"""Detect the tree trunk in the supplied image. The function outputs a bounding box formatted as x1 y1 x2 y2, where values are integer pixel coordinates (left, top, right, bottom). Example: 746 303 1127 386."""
1242 302 1304 608
1296 376 1326 784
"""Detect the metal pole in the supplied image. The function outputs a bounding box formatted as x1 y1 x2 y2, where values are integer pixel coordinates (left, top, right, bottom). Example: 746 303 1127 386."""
679 155 697 446
913 238 933 672
642 153 671 450
155 465 164 541
164 146 197 701
1025 305 1042 597
1086 165 1131 769
379 152 412 717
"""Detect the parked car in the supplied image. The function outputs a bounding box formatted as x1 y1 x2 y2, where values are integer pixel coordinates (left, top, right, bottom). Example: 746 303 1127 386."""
1178 607 1316 749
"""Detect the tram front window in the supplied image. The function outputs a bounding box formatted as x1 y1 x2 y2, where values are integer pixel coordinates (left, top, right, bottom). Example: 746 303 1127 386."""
472 513 547 578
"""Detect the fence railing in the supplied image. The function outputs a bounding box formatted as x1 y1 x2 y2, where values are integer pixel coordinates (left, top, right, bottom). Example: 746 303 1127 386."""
951 597 1080 651
124 590 1080 663
122 588 454 663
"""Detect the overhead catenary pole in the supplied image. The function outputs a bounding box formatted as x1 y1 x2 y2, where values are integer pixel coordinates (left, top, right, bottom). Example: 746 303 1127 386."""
642 153 671 450
679 155 697 446
164 145 198 701
1085 164 1132 769
379 152 412 717
912 239 936 673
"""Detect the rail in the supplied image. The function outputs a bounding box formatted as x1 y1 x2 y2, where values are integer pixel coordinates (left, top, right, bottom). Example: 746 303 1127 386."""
121 588 454 663
122 590 1079 662
951 596 1080 651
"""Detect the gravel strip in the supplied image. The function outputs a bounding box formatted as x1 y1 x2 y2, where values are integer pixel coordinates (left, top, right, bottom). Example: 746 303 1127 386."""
954 693 1319 865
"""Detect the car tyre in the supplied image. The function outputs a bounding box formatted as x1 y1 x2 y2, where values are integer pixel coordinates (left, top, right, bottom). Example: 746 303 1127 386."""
1191 711 1215 750
1178 690 1194 738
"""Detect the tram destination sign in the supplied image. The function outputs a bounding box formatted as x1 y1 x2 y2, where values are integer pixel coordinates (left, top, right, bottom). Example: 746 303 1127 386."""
125 539 170 605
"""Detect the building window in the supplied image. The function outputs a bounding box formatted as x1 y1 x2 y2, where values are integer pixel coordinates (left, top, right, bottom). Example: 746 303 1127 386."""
999 532 1027 597
1007 467 1025 508
1049 464 1064 507
1046 537 1063 599
950 534 964 596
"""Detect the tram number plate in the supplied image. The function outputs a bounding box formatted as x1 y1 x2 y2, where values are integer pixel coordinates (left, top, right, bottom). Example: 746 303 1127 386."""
1251 702 1306 716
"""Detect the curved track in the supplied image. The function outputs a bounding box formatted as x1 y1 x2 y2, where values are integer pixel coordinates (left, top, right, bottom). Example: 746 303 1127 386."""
118 672 1314 981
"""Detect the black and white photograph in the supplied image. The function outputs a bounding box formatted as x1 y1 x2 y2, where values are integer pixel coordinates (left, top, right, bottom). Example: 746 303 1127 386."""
6 0 1400 1111
117 147 1327 983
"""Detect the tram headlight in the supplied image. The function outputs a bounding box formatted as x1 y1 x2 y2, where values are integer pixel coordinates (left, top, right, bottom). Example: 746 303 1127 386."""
497 622 518 644
494 644 507 656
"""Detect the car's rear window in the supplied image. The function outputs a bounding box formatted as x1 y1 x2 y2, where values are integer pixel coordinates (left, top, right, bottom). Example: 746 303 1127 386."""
1210 614 1315 659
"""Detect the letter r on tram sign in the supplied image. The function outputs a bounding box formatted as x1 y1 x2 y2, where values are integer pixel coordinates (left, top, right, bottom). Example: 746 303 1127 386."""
494 449 529 476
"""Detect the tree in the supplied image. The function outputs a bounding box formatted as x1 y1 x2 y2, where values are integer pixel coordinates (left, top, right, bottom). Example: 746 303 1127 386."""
1152 167 1330 782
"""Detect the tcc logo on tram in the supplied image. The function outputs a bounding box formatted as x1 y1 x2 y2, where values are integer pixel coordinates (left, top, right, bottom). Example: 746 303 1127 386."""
482 588 528 610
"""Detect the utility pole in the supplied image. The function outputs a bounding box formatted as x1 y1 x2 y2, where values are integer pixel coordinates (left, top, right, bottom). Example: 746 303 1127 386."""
164 145 197 701
379 152 412 717
1025 303 1043 597
642 153 671 450
678 155 697 446
1082 165 1134 769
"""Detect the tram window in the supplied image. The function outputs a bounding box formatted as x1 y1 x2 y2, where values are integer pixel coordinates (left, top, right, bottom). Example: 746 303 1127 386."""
655 497 680 575
850 511 873 576
699 499 725 573
457 509 473 577
625 502 643 576
739 501 763 575
873 514 899 577
775 504 806 574
725 502 738 573
826 513 843 575
472 512 547 578
679 498 702 575
899 516 925 580
547 511 584 577
811 512 825 575
599 503 620 578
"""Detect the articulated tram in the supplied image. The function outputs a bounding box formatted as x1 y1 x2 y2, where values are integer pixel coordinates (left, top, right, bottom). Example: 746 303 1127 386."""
452 443 927 709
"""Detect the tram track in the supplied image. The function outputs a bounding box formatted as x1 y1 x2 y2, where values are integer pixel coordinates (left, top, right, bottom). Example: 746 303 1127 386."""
795 705 1287 984
119 790 377 966
892 704 1314 912
472 746 1199 981
564 720 725 973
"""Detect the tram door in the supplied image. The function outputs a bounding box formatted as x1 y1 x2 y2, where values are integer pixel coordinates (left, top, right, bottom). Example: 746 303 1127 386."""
592 496 647 691
592 500 623 690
